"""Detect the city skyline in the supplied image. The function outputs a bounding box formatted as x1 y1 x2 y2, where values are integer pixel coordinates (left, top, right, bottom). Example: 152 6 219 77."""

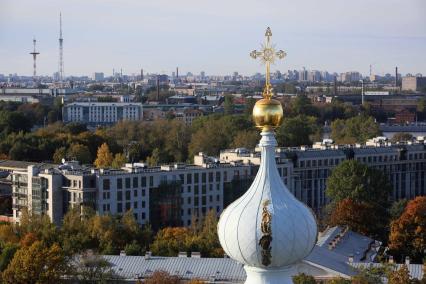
0 0 425 76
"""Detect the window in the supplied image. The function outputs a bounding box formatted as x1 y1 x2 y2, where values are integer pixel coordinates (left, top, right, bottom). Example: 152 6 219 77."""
209 195 213 202
125 178 131 189
202 185 206 194
141 212 146 220
202 196 206 206
187 208 191 215
216 171 220 182
142 201 146 208
179 174 184 184
216 195 220 201
134 190 138 197
149 176 153 187
126 191 131 200
133 177 138 188
103 179 110 190
117 191 122 201
187 174 192 183
194 185 199 194
141 176 146 187
142 189 146 197
202 173 206 183
117 203 122 213
134 201 138 209
126 202 131 210
209 172 213 182
194 173 199 184
117 178 122 189
187 186 191 193
187 197 191 204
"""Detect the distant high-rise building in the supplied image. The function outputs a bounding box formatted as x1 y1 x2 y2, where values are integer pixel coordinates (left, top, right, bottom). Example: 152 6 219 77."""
92 72 104 82
402 76 426 92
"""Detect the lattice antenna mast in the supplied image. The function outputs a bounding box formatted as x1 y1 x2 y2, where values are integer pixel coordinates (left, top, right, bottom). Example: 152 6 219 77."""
30 38 40 81
59 12 64 82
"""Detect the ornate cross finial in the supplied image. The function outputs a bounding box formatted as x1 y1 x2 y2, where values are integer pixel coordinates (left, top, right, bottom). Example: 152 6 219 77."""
250 27 286 99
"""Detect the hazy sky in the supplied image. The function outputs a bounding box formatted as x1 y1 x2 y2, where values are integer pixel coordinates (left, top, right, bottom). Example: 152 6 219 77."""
1 0 425 77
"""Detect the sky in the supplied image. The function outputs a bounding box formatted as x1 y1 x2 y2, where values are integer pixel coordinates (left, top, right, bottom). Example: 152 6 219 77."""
0 0 425 77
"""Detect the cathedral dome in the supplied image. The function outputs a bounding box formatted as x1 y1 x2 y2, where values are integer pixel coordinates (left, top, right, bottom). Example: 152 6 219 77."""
217 131 317 269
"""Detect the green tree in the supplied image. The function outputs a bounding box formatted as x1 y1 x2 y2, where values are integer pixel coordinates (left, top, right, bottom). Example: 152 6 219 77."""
146 148 161 166
292 273 316 284
389 199 408 221
68 143 92 164
326 160 391 238
111 153 127 169
231 130 259 149
331 115 381 144
94 143 113 168
276 115 320 147
244 97 256 116
223 95 235 115
0 244 18 271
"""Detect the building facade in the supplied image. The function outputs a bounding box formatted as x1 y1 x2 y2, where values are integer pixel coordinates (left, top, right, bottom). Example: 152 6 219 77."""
4 138 426 225
63 102 143 125
5 156 250 227
220 139 426 213
402 76 426 92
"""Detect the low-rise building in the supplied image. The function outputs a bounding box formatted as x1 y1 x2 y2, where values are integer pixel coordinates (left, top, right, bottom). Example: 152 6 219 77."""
402 76 426 92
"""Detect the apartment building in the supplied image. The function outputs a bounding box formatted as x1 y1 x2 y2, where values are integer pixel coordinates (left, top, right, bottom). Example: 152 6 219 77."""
220 139 426 213
63 102 142 125
4 155 251 227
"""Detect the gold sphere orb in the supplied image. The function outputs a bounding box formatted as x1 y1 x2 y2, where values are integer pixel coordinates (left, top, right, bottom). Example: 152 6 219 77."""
252 98 283 131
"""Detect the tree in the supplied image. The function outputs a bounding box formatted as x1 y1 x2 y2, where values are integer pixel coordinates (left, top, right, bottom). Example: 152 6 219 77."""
61 206 95 254
2 241 68 284
389 196 426 262
328 278 351 284
70 252 116 283
111 153 127 169
52 146 67 163
329 198 382 237
331 115 381 144
388 265 411 284
0 244 18 271
124 240 143 256
231 130 259 149
0 224 19 245
326 160 391 238
150 227 190 256
244 97 256 116
391 133 413 143
390 199 408 221
146 148 161 166
223 95 234 115
94 143 113 168
276 115 320 147
291 94 316 116
68 143 92 164
145 271 180 284
292 273 316 284
326 160 391 207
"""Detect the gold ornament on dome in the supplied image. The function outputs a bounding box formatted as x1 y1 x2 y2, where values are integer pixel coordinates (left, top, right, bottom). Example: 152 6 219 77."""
251 27 285 131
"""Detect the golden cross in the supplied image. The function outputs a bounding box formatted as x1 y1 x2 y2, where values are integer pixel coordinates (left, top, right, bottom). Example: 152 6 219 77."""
250 27 286 99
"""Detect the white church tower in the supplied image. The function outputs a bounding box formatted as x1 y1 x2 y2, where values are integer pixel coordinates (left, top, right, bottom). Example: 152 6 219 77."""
217 27 318 284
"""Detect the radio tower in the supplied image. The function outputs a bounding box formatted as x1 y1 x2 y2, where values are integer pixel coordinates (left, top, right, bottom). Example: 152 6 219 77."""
58 12 64 82
29 38 40 81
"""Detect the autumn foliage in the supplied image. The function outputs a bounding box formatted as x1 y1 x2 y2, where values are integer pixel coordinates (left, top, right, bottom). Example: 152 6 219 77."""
389 196 426 262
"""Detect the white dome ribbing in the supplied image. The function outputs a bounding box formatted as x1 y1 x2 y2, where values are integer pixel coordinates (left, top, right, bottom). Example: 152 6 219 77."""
217 131 317 284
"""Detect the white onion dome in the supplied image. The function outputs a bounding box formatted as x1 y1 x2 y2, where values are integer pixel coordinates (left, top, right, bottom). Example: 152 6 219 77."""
217 131 317 269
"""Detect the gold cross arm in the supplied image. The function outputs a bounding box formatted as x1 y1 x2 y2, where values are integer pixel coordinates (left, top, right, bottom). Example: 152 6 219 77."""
250 27 286 99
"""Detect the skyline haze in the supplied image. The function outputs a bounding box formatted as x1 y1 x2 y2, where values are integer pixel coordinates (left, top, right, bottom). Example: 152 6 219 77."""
1 0 425 77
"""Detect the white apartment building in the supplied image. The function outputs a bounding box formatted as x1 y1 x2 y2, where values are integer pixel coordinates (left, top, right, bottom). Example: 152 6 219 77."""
5 138 426 226
220 139 426 213
63 102 143 125
5 155 251 228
